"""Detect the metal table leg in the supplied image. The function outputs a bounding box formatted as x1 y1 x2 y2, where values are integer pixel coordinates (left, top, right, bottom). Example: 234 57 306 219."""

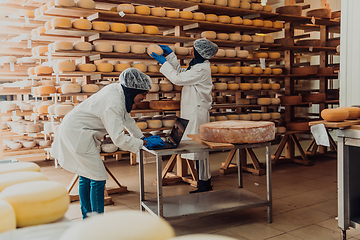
156 154 163 217
266 144 272 223
139 150 145 211
237 149 243 188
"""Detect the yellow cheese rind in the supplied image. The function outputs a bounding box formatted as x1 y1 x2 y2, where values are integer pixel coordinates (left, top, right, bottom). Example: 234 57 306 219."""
0 162 40 175
51 17 71 28
180 11 193 19
143 26 159 35
151 7 166 17
92 21 110 31
127 24 144 34
117 4 135 13
0 200 16 233
114 43 130 53
110 23 126 32
0 171 48 192
72 19 92 30
135 5 151 15
96 63 114 72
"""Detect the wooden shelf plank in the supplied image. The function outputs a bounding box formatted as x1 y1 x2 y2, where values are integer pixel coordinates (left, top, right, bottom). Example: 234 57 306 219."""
183 22 282 34
89 32 193 43
288 74 338 79
211 104 279 109
266 14 340 27
46 5 100 18
32 33 81 42
94 0 195 10
208 40 281 48
270 46 336 53
46 27 101 37
0 110 33 117
212 73 284 78
0 88 31 95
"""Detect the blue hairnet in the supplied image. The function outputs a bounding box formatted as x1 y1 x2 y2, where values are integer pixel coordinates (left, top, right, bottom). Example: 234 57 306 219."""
194 38 218 59
119 68 152 90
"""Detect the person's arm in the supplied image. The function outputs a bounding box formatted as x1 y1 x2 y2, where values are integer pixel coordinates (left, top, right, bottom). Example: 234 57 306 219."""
123 112 144 139
164 52 186 73
160 63 205 86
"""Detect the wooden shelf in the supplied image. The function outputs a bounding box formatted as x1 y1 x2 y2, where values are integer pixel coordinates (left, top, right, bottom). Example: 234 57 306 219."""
33 92 95 98
0 110 33 117
270 46 336 53
266 14 340 27
212 73 284 78
46 27 102 37
0 87 31 95
211 103 280 109
131 109 179 114
212 89 283 93
94 0 195 10
208 39 281 48
46 5 100 18
288 74 338 79
32 33 81 42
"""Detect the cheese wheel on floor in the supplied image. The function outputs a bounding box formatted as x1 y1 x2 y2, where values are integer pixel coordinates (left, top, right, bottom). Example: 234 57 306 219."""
143 26 158 35
0 181 69 227
96 63 114 72
53 41 73 51
205 14 218 22
0 200 16 233
147 44 163 56
73 41 92 51
180 11 193 19
166 11 179 18
201 31 216 39
34 66 53 75
200 120 275 144
135 5 150 15
72 19 92 30
77 63 96 72
127 24 143 33
94 42 113 52
130 44 146 54
151 7 166 17
218 15 231 23
114 63 131 72
114 43 130 53
110 23 126 32
0 171 48 192
117 4 135 13
92 21 109 31
55 0 75 7
0 162 40 175
76 0 95 9
51 17 71 28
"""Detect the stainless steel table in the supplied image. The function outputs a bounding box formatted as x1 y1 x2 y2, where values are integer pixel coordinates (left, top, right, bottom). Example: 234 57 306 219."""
139 140 272 222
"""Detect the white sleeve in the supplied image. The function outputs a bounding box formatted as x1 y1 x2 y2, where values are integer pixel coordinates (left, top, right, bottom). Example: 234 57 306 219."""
123 112 144 139
165 52 186 73
100 106 143 153
160 62 205 86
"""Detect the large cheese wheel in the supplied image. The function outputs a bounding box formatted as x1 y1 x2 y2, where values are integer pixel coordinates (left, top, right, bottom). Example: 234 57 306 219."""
251 83 262 90
225 49 236 57
215 0 227 6
73 41 92 51
94 42 113 52
114 63 131 72
0 171 48 192
228 0 240 7
256 52 268 59
263 5 273 12
257 98 271 105
0 162 40 175
166 11 180 18
200 121 275 143
252 35 263 43
251 3 263 11
268 52 281 59
218 15 231 23
127 24 143 33
252 19 263 27
37 26 46 35
271 98 281 105
264 36 274 44
82 84 99 93
55 0 74 7
38 104 50 113
321 109 349 122
237 50 249 58
276 5 302 16
270 83 280 90
61 83 81 93
36 46 48 55
113 43 130 53
231 16 242 24
151 7 166 17
239 83 251 90
96 63 113 72
262 82 271 89
51 17 71 28
216 49 225 57
272 68 283 75
132 63 147 72
214 82 227 90
229 33 241 41
217 33 229 40
143 26 159 35
0 200 16 233
180 11 193 19
205 14 218 22
261 113 271 121
135 5 151 15
217 66 229 73
271 112 281 120
273 21 283 29
72 19 92 30
193 12 206 21
252 67 263 74
241 35 252 42
110 23 126 32
201 31 216 39
130 44 146 54
34 66 53 75
227 82 239 89
53 41 73 51
337 107 360 120
76 0 95 9
149 100 180 110
241 66 252 74
243 19 252 26
77 63 96 72
117 4 134 13
92 21 109 31
147 44 163 56
210 65 218 73
263 20 273 28
56 61 76 72
147 120 162 129
229 66 241 74
59 210 174 240
54 104 73 116
0 181 69 227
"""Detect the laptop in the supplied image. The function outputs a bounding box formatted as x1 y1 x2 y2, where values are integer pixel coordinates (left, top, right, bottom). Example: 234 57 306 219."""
149 117 189 150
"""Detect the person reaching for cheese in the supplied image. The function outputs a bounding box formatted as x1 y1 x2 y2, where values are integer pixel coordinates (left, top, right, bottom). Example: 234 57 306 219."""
150 38 218 193
51 68 163 219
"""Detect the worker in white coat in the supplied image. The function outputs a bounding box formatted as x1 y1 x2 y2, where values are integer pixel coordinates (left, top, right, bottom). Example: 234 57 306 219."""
151 38 218 193
51 68 161 218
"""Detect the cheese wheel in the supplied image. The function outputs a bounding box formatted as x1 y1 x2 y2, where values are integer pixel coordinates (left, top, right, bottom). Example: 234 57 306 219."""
227 82 239 90
217 66 229 73
216 33 229 40
263 5 273 12
241 66 252 74
321 109 349 122
76 0 95 9
38 104 49 114
0 200 16 233
271 98 281 105
37 26 46 35
229 33 241 41
210 66 218 73
252 19 263 27
147 44 163 56
264 36 274 43
241 35 252 42
28 67 35 76
59 210 175 240
214 82 227 90
54 0 75 7
110 23 126 32
243 19 252 26
215 0 227 6
228 0 240 7
251 83 262 90
256 52 268 59
151 7 166 17
53 41 73 51
73 41 92 51
110 7 117 12
218 15 231 23
251 3 263 11
263 68 271 75
147 65 160 72
237 50 249 58
36 46 48 55
47 0 55 9
231 16 243 24
92 21 109 31
252 35 263 43
40 5 48 15
273 21 283 29
0 162 40 175
225 49 236 57
271 112 281 120
117 4 135 13
205 14 218 22
268 52 281 59
131 44 146 54
72 19 92 30
96 63 113 72
34 66 53 75
261 113 271 121
214 115 227 121
143 26 159 35
193 12 206 21
272 68 283 75
147 120 162 128
54 105 73 115
111 44 129 53
175 47 189 55
271 83 280 90
277 127 286 134
257 98 271 105
135 5 150 15
132 63 147 72
201 31 216 39
56 61 76 72
94 42 112 52
239 83 251 90
229 66 241 74
263 20 273 28
250 113 261 121
114 63 131 72
61 83 81 94
81 84 99 93
0 171 48 193
127 24 143 33
51 17 71 28
166 11 180 18
200 120 275 143
77 63 96 72
210 116 215 122
216 49 226 57
31 28 38 38
225 115 238 121
0 181 69 227
337 107 360 120
239 114 251 120
136 122 148 130
180 11 193 19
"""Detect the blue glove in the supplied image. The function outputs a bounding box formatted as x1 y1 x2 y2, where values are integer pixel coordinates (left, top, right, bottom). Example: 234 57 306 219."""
158 44 173 55
144 135 166 150
150 52 167 65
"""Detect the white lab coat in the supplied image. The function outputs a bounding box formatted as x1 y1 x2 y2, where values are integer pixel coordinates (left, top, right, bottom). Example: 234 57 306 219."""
160 52 212 180
51 83 144 181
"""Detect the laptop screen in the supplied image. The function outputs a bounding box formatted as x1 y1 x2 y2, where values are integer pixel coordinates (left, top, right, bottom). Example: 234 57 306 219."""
168 117 189 146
